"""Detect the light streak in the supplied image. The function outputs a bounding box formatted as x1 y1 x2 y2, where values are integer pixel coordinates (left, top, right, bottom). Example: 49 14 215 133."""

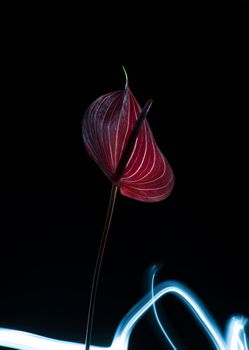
151 266 177 350
226 317 248 350
0 269 247 350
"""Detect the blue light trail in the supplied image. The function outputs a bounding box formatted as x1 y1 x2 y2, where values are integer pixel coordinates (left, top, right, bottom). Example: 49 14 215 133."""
0 269 247 350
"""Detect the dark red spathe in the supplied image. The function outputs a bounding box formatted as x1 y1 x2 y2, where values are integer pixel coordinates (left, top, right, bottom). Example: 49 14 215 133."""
82 83 174 202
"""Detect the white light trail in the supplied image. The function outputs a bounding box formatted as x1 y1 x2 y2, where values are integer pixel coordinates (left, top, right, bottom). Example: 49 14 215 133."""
0 271 247 350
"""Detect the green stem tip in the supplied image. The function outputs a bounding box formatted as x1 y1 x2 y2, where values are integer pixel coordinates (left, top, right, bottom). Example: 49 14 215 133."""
122 66 128 89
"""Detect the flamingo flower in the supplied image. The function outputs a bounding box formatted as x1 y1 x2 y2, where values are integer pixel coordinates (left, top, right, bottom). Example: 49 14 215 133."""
82 68 175 350
82 69 174 202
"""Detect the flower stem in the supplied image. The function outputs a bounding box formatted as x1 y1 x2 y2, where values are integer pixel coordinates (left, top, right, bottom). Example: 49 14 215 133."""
85 184 118 350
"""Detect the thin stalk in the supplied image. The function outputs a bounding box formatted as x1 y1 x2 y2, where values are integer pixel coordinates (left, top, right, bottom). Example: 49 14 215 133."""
85 184 118 350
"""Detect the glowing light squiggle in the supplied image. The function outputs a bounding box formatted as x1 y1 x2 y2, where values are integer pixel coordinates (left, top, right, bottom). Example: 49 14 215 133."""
149 267 248 350
0 274 247 350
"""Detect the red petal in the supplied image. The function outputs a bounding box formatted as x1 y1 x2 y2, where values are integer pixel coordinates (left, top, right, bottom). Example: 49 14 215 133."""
82 89 129 179
82 86 174 202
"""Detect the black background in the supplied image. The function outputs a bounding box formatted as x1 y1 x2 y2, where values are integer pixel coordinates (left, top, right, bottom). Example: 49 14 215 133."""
1 6 249 350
